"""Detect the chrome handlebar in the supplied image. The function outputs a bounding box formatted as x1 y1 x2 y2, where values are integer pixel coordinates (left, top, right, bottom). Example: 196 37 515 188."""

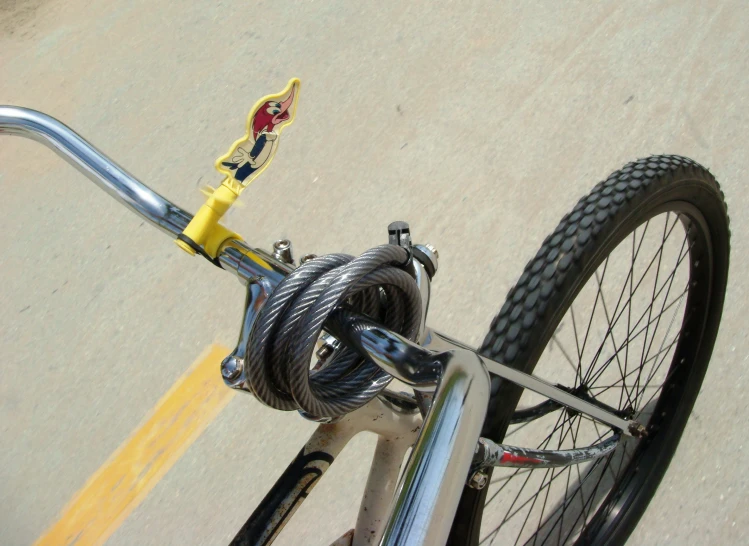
0 106 292 286
0 106 192 237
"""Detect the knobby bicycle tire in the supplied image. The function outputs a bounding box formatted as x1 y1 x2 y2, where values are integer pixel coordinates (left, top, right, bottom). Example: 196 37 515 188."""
449 155 730 545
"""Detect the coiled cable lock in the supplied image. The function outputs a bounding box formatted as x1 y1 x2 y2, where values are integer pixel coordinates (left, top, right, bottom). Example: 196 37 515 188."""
244 244 422 419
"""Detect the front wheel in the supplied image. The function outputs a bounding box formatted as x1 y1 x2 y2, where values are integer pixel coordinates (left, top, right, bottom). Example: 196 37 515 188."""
451 156 730 545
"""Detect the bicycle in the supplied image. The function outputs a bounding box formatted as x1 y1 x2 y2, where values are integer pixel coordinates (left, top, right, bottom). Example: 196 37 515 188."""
0 78 730 546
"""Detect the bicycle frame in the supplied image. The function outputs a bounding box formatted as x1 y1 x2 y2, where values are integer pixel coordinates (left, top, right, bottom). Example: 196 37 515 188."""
0 106 642 546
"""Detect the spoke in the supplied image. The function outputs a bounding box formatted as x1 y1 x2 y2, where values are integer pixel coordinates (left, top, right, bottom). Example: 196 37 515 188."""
536 462 599 544
604 420 632 482
500 411 569 521
579 257 609 361
591 421 618 483
491 468 533 485
623 227 637 409
488 410 579 543
517 413 590 545
527 414 581 546
482 414 582 546
487 464 537 518
556 415 585 544
568 413 581 447
505 416 543 440
574 449 589 528
520 417 617 544
529 414 576 545
587 331 682 397
561 278 678 544
570 303 583 363
617 437 632 482
632 291 689 410
531 465 565 546
516 466 552 546
567 416 586 538
577 414 617 442
584 285 689 389
551 334 580 376
561 452 617 544
632 215 673 403
557 466 575 545
582 216 682 385
530 445 611 544
503 450 580 528
600 435 638 528
485 411 567 511
634 316 690 413
636 378 669 416
490 458 541 536
494 310 683 539
632 227 689 404
583 239 692 389
626 215 681 299
594 269 634 409
503 456 583 534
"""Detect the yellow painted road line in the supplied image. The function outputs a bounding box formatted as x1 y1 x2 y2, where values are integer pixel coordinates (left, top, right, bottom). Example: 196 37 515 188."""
34 344 234 546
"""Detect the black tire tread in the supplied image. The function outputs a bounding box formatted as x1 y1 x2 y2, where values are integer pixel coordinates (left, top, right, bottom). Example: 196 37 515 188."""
479 155 729 366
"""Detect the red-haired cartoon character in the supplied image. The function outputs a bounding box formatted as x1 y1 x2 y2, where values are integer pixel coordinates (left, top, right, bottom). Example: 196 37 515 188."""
217 79 300 186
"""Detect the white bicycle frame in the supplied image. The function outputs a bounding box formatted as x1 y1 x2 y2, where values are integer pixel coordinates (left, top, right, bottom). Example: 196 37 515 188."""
0 106 642 546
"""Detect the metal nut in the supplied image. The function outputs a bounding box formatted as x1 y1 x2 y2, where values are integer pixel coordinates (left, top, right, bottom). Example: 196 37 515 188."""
423 243 439 260
628 421 648 438
468 470 489 490
221 355 242 380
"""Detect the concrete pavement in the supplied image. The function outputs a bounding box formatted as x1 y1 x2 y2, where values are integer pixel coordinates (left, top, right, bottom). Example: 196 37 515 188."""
1 1 748 544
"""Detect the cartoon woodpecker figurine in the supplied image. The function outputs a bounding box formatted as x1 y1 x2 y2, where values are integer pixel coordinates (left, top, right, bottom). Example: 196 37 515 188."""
175 78 300 258
217 79 300 184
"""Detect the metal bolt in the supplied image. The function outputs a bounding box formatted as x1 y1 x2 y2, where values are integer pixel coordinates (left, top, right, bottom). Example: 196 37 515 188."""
468 470 489 490
315 334 340 364
424 243 439 260
627 421 648 439
300 253 317 264
316 343 335 361
221 356 242 380
272 239 294 264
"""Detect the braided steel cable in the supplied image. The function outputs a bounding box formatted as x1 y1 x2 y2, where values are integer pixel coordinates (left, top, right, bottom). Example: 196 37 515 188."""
246 244 421 418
